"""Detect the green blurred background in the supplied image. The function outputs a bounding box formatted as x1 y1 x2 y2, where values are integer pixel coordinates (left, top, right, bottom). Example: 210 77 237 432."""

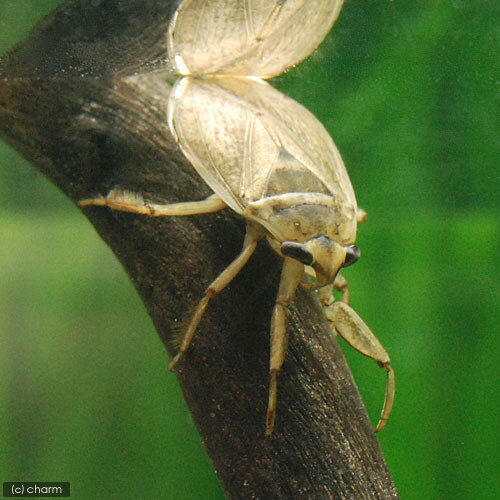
0 1 498 499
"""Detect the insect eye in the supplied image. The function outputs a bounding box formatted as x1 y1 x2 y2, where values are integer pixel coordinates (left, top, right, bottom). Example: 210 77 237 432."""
281 242 314 266
343 246 360 268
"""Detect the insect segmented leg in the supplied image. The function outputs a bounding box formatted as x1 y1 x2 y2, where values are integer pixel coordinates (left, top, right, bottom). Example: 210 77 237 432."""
357 208 368 223
266 257 304 436
334 273 350 304
79 189 227 216
317 274 350 310
168 223 263 371
323 301 395 432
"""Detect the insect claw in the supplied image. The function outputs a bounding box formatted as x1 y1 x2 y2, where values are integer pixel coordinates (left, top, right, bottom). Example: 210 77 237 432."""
265 371 279 436
78 195 106 207
168 352 184 372
375 363 395 432
265 410 275 437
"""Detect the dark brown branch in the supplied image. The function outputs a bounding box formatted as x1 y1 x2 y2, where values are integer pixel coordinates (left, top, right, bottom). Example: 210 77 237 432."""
0 1 398 498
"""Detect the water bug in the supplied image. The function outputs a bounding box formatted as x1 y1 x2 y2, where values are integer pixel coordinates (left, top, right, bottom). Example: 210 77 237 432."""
80 0 394 436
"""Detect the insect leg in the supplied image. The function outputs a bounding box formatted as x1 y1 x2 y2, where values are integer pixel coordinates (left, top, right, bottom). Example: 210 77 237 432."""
79 190 227 216
357 208 368 223
266 257 304 436
168 223 263 371
334 274 350 304
318 284 334 306
317 274 349 310
324 301 395 432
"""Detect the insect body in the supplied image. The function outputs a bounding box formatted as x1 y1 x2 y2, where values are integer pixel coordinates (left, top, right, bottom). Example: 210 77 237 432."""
80 0 394 435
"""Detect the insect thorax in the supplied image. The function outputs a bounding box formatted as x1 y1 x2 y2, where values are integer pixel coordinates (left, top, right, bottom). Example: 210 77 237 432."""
245 193 357 247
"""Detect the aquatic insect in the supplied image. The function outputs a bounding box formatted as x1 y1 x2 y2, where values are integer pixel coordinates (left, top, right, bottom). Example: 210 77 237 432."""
79 0 394 435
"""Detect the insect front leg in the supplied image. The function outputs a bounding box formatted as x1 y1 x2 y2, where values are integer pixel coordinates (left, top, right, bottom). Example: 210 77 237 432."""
266 257 304 436
323 301 395 432
317 274 350 309
79 189 227 216
334 273 350 304
168 223 263 371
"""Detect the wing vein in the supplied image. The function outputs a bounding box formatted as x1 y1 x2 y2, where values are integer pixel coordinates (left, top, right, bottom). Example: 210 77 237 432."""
244 0 255 40
193 103 244 211
192 0 208 59
240 113 255 198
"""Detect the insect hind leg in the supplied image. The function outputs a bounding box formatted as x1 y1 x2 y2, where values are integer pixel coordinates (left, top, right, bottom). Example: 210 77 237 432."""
168 224 263 371
79 189 227 216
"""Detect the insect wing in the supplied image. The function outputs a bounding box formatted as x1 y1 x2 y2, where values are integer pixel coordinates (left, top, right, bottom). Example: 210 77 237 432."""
168 76 277 213
168 0 344 77
211 76 357 210
168 76 356 213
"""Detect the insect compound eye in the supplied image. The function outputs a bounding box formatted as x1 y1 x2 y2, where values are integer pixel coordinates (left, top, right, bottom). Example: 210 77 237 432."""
342 246 361 268
280 242 314 266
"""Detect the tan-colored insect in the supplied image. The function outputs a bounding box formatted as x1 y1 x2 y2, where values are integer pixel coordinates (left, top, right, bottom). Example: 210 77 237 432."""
80 0 394 435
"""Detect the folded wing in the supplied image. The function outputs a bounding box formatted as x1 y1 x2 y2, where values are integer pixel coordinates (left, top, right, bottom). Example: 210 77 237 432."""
168 0 344 77
168 76 356 214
